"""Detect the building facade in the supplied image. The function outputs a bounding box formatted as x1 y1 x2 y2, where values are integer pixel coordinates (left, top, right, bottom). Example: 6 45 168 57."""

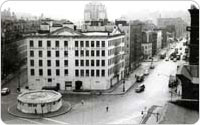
26 27 125 90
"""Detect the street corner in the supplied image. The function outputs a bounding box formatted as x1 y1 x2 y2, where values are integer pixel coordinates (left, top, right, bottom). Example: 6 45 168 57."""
7 101 72 119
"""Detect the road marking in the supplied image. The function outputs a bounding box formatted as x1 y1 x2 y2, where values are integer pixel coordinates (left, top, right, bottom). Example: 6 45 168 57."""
43 118 69 124
19 118 41 124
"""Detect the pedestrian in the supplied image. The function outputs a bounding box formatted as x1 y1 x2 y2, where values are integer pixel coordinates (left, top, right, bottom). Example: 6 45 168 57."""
81 100 84 105
106 106 109 112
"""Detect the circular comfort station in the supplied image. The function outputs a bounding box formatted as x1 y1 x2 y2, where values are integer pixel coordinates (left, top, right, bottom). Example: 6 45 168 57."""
17 90 62 114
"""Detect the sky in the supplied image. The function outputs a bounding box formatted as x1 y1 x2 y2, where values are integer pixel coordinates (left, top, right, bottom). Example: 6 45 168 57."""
1 0 198 22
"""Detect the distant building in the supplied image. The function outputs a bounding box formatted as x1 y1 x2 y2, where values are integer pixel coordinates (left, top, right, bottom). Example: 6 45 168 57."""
141 31 152 59
129 21 144 71
157 17 187 38
84 1 108 26
26 27 125 90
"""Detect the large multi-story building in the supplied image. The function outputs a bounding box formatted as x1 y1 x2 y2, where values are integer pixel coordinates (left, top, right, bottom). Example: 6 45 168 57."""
84 1 108 26
26 27 125 91
141 31 152 59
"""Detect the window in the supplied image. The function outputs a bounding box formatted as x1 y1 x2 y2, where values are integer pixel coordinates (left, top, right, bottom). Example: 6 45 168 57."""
56 51 59 57
101 70 105 77
47 51 51 57
96 50 100 56
102 41 105 47
64 69 68 76
47 40 51 47
96 60 100 66
96 41 100 47
39 60 43 67
56 69 60 76
91 60 94 66
91 41 94 47
30 40 34 47
102 50 105 56
86 50 89 56
102 60 105 66
81 50 84 56
64 51 68 57
55 41 59 47
81 60 84 66
30 51 34 57
75 41 78 47
64 60 68 67
81 70 84 77
39 51 42 57
75 70 79 76
30 69 34 76
86 70 89 77
86 60 89 66
91 70 94 76
64 41 68 47
96 70 100 77
47 60 51 66
39 69 43 76
48 78 52 82
47 69 51 76
91 50 94 56
80 41 84 47
30 60 34 66
75 60 79 66
86 41 89 47
56 60 60 67
38 40 42 47
75 50 79 56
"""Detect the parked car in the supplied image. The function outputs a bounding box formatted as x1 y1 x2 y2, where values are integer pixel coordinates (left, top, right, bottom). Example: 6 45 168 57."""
165 58 169 61
135 84 145 93
144 69 149 75
1 88 10 96
135 73 145 82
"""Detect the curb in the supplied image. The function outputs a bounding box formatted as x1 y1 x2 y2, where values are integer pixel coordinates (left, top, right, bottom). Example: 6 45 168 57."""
8 101 72 119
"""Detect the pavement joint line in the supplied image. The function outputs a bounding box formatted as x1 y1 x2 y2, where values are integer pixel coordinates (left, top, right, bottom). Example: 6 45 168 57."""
19 118 41 124
43 118 69 124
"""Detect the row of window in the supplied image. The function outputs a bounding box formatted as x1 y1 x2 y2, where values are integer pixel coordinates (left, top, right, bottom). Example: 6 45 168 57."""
30 69 68 76
108 55 123 66
108 38 123 47
75 60 105 67
108 62 124 76
30 69 106 77
108 46 123 56
75 50 105 57
30 40 68 48
30 50 68 57
75 40 105 48
75 69 105 77
30 60 68 67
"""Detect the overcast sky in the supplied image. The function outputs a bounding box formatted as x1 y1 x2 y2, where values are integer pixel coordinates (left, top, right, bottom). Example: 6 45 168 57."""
1 0 197 22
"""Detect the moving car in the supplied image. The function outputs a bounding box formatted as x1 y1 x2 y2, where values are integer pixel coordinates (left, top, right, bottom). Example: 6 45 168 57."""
144 69 149 75
1 88 10 96
135 73 145 82
150 65 155 69
176 55 181 60
135 84 145 93
173 58 177 62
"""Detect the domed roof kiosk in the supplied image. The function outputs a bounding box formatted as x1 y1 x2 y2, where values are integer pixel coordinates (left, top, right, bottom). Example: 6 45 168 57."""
17 90 62 114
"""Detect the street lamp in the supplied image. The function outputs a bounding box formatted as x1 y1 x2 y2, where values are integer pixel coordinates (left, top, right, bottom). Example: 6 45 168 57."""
122 79 125 92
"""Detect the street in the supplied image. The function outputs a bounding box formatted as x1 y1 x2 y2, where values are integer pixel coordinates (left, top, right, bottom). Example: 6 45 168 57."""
1 39 188 124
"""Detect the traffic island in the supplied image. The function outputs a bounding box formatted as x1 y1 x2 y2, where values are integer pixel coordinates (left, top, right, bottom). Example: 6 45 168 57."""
8 101 72 119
